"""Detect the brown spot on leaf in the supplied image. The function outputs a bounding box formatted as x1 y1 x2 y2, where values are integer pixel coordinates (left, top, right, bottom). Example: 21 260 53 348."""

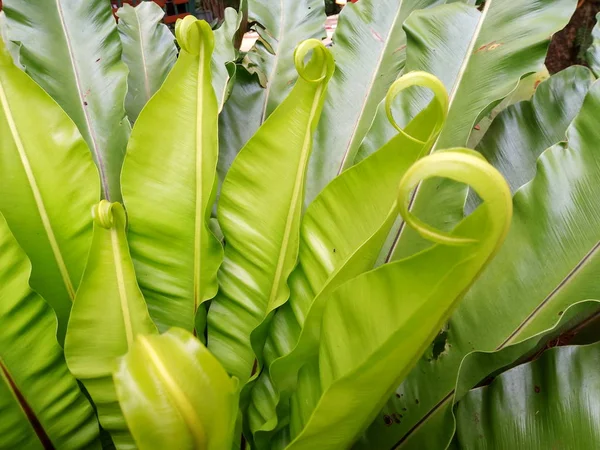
383 415 393 426
534 385 541 394
371 29 384 43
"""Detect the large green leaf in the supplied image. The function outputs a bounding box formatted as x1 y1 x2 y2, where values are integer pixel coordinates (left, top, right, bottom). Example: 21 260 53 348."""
117 2 177 123
247 72 449 447
216 0 326 178
114 328 239 450
284 148 512 450
0 211 100 449
121 18 223 334
207 40 334 386
357 80 600 450
305 0 443 204
587 13 600 78
212 6 243 111
3 0 130 201
65 201 157 449
0 40 100 342
358 0 576 261
474 66 594 196
454 340 600 449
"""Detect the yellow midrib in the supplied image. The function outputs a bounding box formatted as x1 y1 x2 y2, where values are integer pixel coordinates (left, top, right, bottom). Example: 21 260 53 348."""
193 42 206 318
0 77 75 300
267 83 325 313
111 226 134 347
138 335 207 447
133 8 152 101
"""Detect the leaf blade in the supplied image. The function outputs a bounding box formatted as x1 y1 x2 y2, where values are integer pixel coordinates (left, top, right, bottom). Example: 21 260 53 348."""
3 0 130 200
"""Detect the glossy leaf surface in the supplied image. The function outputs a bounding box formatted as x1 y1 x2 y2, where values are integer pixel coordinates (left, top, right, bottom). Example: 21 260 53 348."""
2 0 130 201
359 80 600 450
0 12 19 67
114 328 239 450
248 72 449 446
0 211 100 450
65 201 157 449
475 66 594 195
0 40 100 342
286 148 512 449
358 0 576 261
121 18 223 334
455 341 600 449
587 13 600 78
208 41 334 385
306 0 442 204
117 2 177 122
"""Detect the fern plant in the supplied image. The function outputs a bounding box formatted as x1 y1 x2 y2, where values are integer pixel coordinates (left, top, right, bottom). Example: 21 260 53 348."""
0 0 599 449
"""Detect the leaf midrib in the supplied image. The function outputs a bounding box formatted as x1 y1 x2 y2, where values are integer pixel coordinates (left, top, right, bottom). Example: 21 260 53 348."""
193 41 206 317
111 226 133 347
0 77 75 301
138 336 206 447
133 7 152 101
55 0 110 198
335 0 405 175
267 82 325 313
0 357 54 449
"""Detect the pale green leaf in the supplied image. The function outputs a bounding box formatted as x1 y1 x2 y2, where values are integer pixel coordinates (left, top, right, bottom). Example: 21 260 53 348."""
0 211 100 449
247 72 449 447
213 7 243 111
65 201 157 449
207 41 334 385
0 40 100 342
121 18 223 335
3 0 131 201
114 328 239 450
306 0 443 204
285 148 512 449
357 80 600 450
117 2 177 122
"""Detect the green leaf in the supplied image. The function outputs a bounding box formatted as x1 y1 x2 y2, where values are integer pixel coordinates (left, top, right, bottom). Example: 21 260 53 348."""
0 40 100 343
0 211 100 449
474 66 594 196
212 7 243 111
359 0 576 261
217 66 264 187
357 80 600 450
454 340 600 449
587 13 600 78
306 0 443 204
247 72 449 447
121 17 223 334
285 148 512 450
3 0 130 201
207 40 334 385
0 12 20 68
217 0 326 175
117 2 177 123
65 201 157 449
466 68 550 149
114 328 239 450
